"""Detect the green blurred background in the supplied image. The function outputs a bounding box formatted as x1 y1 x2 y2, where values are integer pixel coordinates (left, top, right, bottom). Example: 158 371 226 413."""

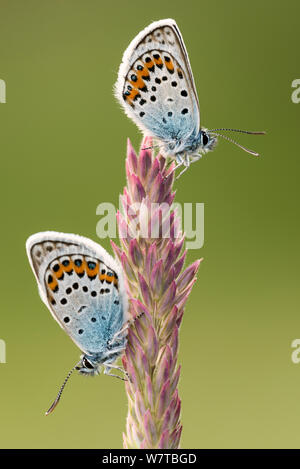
0 0 299 449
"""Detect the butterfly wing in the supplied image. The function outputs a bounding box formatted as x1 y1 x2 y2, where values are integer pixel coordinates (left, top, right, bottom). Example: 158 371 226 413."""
26 232 128 355
115 19 200 145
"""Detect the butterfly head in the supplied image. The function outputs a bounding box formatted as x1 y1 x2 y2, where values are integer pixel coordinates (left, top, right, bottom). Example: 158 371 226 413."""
200 128 218 153
76 354 100 376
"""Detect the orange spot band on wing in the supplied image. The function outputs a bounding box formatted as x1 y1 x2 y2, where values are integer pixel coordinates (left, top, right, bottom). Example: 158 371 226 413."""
86 262 99 277
105 274 114 284
127 88 140 103
165 60 174 72
74 259 87 275
98 273 118 286
62 260 74 274
53 264 64 279
137 67 149 80
48 278 58 292
145 60 155 70
130 76 146 91
154 56 163 66
177 68 184 79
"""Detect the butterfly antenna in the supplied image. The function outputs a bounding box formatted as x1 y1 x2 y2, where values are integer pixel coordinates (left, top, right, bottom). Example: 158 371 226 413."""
210 132 261 156
209 128 266 135
45 362 80 416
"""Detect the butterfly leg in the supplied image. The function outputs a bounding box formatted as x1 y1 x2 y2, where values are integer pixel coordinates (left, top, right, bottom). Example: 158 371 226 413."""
176 167 188 179
166 162 183 179
165 154 184 180
175 153 185 165
103 363 129 381
176 155 190 180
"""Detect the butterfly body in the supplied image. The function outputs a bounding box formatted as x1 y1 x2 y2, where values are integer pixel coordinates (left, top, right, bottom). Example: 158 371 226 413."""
115 19 264 171
163 128 216 162
26 232 128 379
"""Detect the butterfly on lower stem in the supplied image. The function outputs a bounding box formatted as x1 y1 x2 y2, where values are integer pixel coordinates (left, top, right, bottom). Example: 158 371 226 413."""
115 18 265 178
26 231 136 415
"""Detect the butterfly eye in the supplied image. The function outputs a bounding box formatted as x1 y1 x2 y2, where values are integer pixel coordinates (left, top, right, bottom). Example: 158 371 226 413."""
82 357 94 369
202 132 209 146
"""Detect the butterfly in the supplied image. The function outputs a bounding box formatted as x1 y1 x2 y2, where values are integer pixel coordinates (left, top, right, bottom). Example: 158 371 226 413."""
26 231 129 415
115 18 265 177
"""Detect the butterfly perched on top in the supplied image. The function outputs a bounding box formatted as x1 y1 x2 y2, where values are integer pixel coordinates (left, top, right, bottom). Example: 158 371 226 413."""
26 231 129 415
115 19 265 177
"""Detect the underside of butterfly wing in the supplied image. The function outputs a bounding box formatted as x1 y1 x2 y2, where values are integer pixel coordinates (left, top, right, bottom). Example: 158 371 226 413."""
26 232 127 356
115 19 200 151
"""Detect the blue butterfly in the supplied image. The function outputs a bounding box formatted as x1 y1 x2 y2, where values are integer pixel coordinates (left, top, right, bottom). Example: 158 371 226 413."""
115 19 265 177
26 231 129 415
